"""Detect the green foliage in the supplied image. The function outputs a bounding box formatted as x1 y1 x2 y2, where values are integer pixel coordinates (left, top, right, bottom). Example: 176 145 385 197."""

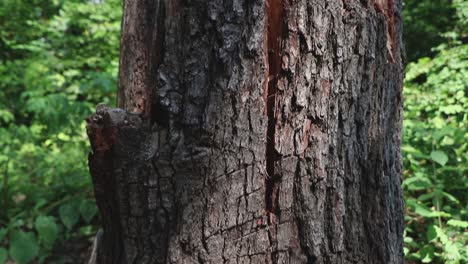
59 202 81 231
9 231 39 264
403 0 456 61
35 216 58 249
402 2 468 262
0 248 7 264
0 0 121 262
80 200 98 224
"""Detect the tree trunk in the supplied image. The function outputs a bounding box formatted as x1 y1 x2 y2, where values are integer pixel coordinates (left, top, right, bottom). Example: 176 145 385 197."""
86 0 405 263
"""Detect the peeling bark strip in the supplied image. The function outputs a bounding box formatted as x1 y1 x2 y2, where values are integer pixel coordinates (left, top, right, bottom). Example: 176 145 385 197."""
374 0 397 62
264 0 285 217
88 0 405 263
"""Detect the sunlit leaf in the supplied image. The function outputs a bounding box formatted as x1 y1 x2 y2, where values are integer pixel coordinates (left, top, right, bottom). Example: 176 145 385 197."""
430 150 449 166
406 200 450 218
447 219 468 228
444 242 461 261
434 226 449 244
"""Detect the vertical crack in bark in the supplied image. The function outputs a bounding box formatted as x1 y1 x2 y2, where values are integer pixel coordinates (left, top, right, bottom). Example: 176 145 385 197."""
117 0 165 122
147 0 166 123
264 0 284 218
386 0 397 61
374 0 397 62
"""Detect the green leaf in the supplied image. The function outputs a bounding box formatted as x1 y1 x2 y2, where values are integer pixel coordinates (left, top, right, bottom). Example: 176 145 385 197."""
408 180 432 191
404 236 414 243
0 248 7 264
79 200 98 223
430 150 449 166
12 219 24 228
0 229 7 242
406 200 450 218
420 245 435 263
426 225 437 241
407 200 434 217
440 136 455 146
403 176 432 191
403 247 409 256
34 216 58 248
447 219 468 228
59 203 80 230
440 104 464 114
444 242 461 261
441 191 460 204
433 128 453 141
9 231 39 264
0 109 14 123
417 193 434 202
434 226 449 244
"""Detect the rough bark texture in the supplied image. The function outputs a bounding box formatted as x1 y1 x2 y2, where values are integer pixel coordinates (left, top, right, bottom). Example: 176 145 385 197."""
87 0 405 263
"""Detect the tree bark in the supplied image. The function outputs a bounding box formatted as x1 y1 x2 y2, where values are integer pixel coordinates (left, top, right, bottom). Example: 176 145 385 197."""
86 0 405 263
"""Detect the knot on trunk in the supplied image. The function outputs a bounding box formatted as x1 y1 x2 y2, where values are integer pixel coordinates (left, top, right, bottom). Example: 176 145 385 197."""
86 106 140 153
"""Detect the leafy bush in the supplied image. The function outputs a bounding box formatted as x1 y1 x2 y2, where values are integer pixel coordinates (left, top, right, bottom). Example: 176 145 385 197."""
403 45 468 264
0 0 121 262
403 0 456 61
402 2 468 262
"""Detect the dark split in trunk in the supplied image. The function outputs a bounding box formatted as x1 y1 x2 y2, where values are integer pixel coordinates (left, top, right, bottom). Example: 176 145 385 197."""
264 0 285 221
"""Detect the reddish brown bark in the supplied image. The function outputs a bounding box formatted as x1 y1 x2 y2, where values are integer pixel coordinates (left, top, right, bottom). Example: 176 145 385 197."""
264 0 286 220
